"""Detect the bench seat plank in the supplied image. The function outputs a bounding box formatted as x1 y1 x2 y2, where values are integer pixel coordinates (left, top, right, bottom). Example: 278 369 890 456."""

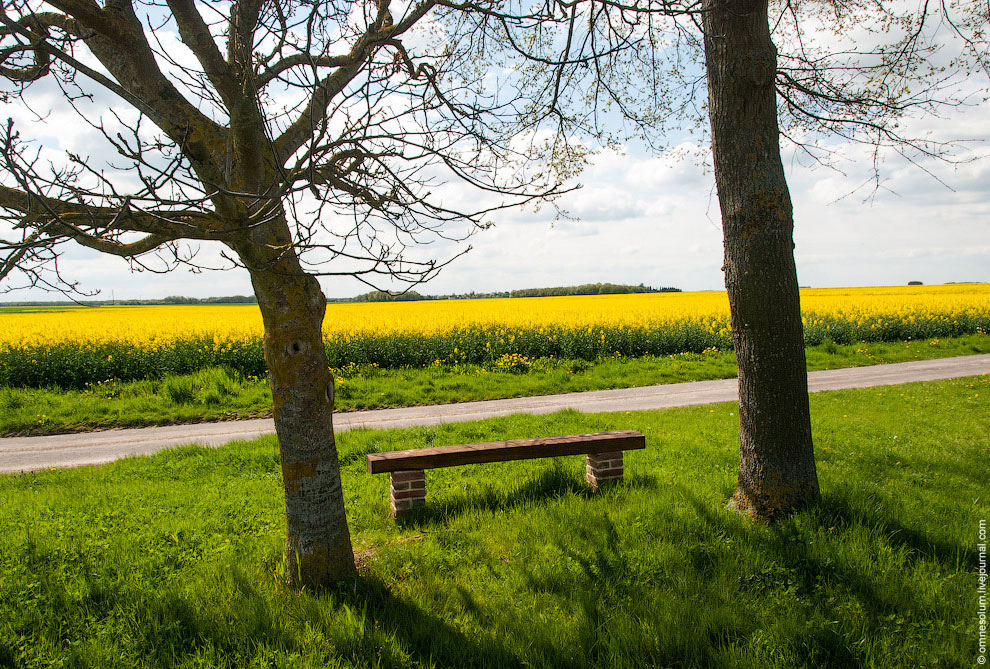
367 430 645 474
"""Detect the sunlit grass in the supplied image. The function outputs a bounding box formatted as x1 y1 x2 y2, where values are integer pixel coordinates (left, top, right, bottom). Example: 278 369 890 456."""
1 334 986 436
1 376 985 667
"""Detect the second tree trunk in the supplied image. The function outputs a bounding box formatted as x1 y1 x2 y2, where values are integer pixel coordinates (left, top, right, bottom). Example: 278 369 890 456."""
702 0 821 520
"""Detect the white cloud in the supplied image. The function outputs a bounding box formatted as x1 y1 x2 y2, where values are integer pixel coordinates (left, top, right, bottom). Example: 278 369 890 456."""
8 116 987 300
3 10 988 302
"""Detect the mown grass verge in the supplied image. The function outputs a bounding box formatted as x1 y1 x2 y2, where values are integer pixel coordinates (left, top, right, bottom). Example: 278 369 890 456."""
1 334 987 436
1 376 986 667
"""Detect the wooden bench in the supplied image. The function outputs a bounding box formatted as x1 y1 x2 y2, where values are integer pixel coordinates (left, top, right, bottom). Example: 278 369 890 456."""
367 430 646 517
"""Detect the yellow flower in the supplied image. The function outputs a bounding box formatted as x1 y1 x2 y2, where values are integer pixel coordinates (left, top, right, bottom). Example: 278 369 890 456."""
1 285 987 360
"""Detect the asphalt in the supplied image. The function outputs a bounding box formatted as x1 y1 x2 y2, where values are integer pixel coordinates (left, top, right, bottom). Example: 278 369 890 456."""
1 354 987 473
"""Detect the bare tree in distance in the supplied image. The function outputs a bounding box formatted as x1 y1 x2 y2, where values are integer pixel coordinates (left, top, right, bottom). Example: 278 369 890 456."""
0 0 583 587
448 0 987 519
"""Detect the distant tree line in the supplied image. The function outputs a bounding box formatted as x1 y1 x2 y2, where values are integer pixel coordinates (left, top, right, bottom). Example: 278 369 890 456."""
509 283 680 298
2 284 679 307
158 295 258 304
0 295 258 307
340 283 680 303
341 290 431 303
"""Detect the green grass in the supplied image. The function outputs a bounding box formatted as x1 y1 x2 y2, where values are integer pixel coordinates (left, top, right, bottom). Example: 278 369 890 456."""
0 366 272 435
0 376 986 667
0 306 89 314
2 334 987 436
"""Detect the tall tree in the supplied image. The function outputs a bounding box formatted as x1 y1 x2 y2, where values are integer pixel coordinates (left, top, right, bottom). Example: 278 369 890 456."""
701 0 985 518
0 0 574 587
702 0 819 518
458 0 986 520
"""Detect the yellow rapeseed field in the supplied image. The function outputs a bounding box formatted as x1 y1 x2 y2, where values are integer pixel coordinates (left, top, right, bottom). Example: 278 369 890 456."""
0 284 987 347
1 284 987 387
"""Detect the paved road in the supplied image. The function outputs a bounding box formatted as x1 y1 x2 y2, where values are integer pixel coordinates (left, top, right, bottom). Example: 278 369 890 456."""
2 354 987 473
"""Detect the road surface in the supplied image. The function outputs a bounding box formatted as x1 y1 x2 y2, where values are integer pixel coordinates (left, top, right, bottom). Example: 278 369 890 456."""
1 354 987 473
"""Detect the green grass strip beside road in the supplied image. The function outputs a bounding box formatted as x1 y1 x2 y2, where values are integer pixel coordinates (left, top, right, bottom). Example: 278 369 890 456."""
1 334 987 436
1 377 986 667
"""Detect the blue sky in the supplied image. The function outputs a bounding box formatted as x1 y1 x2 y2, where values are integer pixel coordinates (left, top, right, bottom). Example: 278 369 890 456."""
2 8 988 301
23 117 987 301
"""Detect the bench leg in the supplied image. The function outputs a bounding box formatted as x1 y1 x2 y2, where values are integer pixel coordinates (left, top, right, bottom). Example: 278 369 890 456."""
586 451 623 490
390 470 426 518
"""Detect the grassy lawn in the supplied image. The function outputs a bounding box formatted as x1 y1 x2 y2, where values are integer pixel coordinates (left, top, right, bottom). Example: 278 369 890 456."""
0 376 986 667
1 334 987 436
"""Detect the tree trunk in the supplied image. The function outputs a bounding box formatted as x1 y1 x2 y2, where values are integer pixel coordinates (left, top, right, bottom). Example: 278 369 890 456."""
245 249 356 587
702 0 820 520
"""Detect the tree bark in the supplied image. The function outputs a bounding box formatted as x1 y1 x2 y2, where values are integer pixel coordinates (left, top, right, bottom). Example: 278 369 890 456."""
243 243 356 587
702 0 820 520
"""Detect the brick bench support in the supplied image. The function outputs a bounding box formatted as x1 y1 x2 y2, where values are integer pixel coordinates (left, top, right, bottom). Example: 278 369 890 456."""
586 451 624 490
367 431 646 518
389 470 426 516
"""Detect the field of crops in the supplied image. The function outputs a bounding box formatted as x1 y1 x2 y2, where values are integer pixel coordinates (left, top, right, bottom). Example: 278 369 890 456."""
1 284 987 388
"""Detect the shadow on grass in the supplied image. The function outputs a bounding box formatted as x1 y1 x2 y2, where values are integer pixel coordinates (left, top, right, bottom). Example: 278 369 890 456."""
6 543 538 669
396 467 660 528
127 565 533 668
813 489 978 569
680 485 971 664
335 576 541 668
684 482 975 573
513 509 750 668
